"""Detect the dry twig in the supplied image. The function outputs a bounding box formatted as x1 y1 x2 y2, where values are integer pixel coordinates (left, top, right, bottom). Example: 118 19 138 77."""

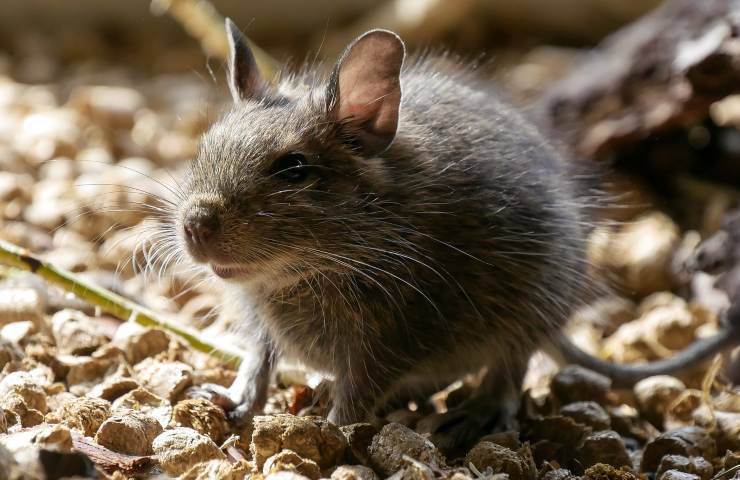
0 239 242 367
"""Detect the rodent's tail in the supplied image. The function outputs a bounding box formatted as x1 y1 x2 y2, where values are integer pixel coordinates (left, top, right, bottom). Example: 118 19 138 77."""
554 302 740 388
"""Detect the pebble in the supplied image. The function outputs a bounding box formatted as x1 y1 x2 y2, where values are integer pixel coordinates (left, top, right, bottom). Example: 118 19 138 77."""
657 455 713 480
45 396 111 436
634 376 687 427
560 401 611 431
180 459 254 480
551 366 611 405
251 414 347 469
33 424 73 453
133 358 193 402
0 288 44 329
152 427 226 476
464 441 535 480
170 398 230 445
94 409 163 455
579 430 631 468
659 471 701 480
263 449 322 480
367 423 444 477
331 465 380 480
0 371 47 412
641 427 717 473
51 309 107 355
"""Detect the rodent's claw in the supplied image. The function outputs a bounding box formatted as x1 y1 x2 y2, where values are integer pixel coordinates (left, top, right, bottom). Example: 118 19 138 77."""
186 383 239 411
227 403 256 428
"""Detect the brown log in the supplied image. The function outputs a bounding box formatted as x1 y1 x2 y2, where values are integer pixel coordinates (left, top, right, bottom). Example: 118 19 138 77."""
536 0 740 159
70 430 153 474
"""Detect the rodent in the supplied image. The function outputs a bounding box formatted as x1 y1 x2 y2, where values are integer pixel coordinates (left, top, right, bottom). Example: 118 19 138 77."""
172 19 740 449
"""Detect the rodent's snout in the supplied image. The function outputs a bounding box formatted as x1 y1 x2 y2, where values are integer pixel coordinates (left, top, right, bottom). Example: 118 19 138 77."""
182 200 222 259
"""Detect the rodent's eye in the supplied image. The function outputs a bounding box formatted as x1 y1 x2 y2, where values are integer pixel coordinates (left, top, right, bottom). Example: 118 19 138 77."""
270 153 309 183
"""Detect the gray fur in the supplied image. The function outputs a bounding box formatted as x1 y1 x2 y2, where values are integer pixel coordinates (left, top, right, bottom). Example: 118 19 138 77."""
165 27 733 450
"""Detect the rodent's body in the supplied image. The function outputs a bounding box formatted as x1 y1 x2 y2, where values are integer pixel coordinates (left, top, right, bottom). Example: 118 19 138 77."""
231 61 588 395
176 23 738 448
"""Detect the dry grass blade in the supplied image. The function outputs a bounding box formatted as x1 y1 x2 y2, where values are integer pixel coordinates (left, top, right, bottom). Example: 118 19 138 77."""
150 0 280 82
0 239 242 368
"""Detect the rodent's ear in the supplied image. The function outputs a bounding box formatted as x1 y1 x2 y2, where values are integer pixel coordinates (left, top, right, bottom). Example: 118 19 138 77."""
327 29 405 156
225 18 265 102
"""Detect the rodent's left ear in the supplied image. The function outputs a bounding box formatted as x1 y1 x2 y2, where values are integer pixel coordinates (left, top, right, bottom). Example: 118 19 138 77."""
225 18 265 102
327 29 405 156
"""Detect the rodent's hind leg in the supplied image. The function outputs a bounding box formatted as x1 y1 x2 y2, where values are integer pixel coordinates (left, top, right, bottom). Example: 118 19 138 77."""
416 362 526 454
187 337 274 426
327 361 404 426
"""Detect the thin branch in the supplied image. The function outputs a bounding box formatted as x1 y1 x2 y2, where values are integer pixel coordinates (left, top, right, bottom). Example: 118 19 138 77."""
0 239 241 368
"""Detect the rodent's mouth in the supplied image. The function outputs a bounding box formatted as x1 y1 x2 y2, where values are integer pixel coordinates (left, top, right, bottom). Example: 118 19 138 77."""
209 263 250 279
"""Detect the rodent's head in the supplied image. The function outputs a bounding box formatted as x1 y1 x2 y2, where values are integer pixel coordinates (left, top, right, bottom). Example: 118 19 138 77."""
178 21 406 283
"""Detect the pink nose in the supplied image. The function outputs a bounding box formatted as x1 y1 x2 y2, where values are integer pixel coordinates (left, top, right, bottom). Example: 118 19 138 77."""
183 208 221 250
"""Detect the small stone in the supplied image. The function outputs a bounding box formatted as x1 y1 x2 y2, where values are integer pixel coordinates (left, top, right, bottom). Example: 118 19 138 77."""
560 402 611 431
659 471 701 480
524 415 592 449
331 465 379 480
477 431 521 451
113 326 171 365
0 371 47 412
51 310 107 355
634 376 686 426
579 430 631 468
112 387 172 428
2 394 44 427
171 398 229 445
263 450 321 480
251 414 347 469
62 355 115 387
541 468 579 480
180 459 254 480
0 288 44 329
0 339 23 370
133 358 193 402
551 366 611 405
0 321 37 345
95 409 163 455
641 427 716 473
45 397 111 436
87 376 139 401
368 423 444 476
112 387 167 410
152 427 226 476
265 473 311 480
341 423 378 465
583 464 637 480
465 441 535 480
657 456 713 480
396 456 436 480
33 424 73 453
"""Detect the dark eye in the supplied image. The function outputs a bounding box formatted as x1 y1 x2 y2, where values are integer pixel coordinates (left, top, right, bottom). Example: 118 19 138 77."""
270 153 309 183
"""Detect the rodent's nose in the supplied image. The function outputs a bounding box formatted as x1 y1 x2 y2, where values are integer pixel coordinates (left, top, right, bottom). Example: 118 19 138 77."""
183 207 221 250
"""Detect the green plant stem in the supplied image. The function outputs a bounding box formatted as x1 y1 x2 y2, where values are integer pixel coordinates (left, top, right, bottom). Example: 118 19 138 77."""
0 239 241 368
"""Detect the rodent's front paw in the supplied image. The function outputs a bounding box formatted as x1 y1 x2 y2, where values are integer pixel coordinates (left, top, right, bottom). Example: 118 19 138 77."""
186 383 239 410
186 383 258 427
